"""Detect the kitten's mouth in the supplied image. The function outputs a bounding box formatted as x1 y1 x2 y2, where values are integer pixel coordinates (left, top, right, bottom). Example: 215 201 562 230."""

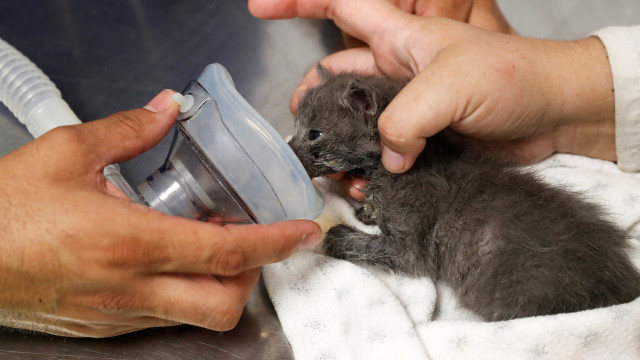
307 157 378 178
306 160 354 178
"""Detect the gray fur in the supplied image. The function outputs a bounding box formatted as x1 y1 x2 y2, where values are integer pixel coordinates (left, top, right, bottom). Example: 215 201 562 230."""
288 67 640 321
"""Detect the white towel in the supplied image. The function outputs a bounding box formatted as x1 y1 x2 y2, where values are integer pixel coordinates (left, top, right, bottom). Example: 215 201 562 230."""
263 154 640 360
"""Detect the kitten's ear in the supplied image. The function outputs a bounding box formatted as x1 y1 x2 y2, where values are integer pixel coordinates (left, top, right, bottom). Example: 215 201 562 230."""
344 79 377 119
316 63 334 83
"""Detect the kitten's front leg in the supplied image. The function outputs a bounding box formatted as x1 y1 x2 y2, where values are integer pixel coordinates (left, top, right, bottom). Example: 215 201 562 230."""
323 224 402 272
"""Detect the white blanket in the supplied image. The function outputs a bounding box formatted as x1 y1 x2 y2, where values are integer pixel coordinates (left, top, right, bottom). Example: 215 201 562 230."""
263 154 640 360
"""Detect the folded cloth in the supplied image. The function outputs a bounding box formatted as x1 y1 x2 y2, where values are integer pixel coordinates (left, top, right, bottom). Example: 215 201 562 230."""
263 154 640 360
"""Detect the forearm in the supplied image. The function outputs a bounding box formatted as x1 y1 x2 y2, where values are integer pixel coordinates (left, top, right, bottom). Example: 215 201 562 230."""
593 25 640 172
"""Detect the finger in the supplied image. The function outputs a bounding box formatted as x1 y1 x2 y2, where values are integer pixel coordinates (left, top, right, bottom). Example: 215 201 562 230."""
414 0 473 21
330 0 415 49
468 0 517 34
324 172 367 200
128 209 322 276
248 0 340 19
249 0 413 47
144 269 260 331
342 175 367 201
291 48 377 113
378 59 461 173
47 311 180 338
104 179 130 200
326 172 346 180
77 90 179 167
248 0 304 18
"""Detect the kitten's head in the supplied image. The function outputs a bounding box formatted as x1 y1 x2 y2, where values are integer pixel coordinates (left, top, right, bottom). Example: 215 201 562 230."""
289 66 387 178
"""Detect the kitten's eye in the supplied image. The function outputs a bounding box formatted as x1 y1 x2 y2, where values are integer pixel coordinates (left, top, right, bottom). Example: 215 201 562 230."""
309 129 323 141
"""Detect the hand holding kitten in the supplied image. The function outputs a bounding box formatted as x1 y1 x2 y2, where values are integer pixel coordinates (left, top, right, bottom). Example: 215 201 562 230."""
250 0 616 174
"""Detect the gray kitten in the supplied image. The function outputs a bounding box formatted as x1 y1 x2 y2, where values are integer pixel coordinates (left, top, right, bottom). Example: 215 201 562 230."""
288 66 640 321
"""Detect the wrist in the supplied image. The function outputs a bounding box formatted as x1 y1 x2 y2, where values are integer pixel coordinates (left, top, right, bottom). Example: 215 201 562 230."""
548 37 616 161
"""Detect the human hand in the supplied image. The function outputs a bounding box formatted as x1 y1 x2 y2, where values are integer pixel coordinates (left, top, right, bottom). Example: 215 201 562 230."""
250 0 513 194
0 90 321 337
249 0 514 34
251 0 615 173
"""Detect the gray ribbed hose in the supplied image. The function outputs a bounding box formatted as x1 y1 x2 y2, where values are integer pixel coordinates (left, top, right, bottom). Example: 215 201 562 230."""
0 37 140 200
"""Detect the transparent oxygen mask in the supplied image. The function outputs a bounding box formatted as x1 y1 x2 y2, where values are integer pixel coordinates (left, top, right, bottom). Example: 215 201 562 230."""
134 64 323 224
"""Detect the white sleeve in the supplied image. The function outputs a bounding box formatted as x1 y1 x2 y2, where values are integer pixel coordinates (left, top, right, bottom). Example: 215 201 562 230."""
592 26 640 172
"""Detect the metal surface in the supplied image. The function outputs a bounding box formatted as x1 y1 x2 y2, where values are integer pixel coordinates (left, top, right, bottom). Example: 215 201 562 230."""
0 281 292 359
0 1 342 359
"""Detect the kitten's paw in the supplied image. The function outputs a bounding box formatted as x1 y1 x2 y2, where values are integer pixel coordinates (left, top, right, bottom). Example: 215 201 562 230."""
355 206 376 225
323 224 360 260
322 224 397 270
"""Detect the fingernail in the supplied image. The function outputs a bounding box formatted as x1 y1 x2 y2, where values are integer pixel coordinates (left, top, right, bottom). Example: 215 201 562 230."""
144 90 174 112
351 179 365 193
382 146 406 173
298 230 322 251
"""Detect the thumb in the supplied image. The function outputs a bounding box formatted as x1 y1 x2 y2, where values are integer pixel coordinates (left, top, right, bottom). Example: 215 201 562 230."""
378 63 458 173
79 89 179 167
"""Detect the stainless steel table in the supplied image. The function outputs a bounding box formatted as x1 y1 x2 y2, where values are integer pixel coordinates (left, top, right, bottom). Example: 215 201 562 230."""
0 1 342 358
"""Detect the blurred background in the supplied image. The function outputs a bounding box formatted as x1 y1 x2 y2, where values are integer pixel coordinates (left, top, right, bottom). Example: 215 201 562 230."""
498 0 640 39
0 0 343 185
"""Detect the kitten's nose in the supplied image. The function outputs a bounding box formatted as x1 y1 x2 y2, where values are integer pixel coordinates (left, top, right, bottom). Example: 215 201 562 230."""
287 136 305 158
